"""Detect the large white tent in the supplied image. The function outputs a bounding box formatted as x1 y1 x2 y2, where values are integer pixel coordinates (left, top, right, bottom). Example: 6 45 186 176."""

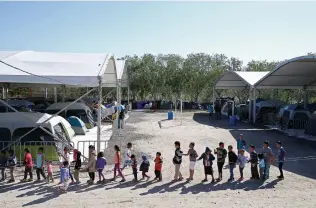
255 55 316 89
0 51 117 87
0 51 118 153
215 71 269 89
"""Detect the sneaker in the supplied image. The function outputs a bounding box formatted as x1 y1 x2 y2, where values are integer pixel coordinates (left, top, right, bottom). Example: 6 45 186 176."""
238 177 244 181
120 179 126 182
0 178 4 182
20 179 28 182
211 179 215 183
158 179 162 182
28 179 33 182
201 179 208 183
7 179 15 183
277 176 284 179
178 177 184 181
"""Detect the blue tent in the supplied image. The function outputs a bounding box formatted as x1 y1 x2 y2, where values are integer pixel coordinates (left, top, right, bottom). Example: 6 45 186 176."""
67 116 85 127
67 116 87 135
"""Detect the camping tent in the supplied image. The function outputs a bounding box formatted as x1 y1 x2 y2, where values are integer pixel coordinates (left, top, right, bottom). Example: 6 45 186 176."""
46 102 95 129
67 116 87 135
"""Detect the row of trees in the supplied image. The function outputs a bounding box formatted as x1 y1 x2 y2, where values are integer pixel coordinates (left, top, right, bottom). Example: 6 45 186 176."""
125 52 316 104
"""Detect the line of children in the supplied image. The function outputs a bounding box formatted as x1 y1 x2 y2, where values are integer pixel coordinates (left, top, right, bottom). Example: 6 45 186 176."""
0 138 286 187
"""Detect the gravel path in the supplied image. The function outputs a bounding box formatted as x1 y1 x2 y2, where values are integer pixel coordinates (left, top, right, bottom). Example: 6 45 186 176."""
1 111 316 208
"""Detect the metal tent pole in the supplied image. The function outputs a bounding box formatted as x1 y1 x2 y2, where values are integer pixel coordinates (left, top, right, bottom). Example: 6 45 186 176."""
53 87 57 103
5 86 9 112
248 87 252 122
97 78 102 153
2 87 4 99
180 97 183 125
253 87 256 124
45 87 48 98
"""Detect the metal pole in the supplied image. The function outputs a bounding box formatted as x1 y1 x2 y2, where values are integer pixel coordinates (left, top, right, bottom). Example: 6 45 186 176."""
45 87 48 98
5 86 9 112
53 87 57 103
248 87 252 122
180 97 183 125
253 87 256 124
97 78 102 153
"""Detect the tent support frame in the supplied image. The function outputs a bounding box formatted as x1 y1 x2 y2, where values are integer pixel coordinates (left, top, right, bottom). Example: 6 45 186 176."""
97 77 103 153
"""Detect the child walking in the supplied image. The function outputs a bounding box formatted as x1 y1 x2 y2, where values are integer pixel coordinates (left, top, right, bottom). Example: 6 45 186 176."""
21 148 33 182
112 145 125 182
73 150 82 183
122 142 132 170
276 141 286 179
237 149 248 181
228 145 238 181
258 153 265 179
0 150 7 182
154 152 163 181
87 145 97 184
7 150 17 183
96 152 106 183
197 147 215 183
237 134 246 153
214 142 227 181
183 142 198 182
36 147 46 181
131 154 138 182
262 141 273 180
59 161 70 192
139 155 150 180
61 147 74 183
173 141 183 182
47 161 54 183
249 144 260 180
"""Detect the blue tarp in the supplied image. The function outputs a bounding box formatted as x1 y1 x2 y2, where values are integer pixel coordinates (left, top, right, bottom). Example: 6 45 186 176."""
287 104 307 111
67 116 85 127
114 105 125 111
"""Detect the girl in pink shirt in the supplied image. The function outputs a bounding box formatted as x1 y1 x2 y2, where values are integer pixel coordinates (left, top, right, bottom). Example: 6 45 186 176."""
112 145 125 182
47 161 54 183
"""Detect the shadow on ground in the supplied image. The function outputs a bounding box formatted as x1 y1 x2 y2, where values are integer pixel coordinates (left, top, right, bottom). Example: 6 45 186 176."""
193 112 316 180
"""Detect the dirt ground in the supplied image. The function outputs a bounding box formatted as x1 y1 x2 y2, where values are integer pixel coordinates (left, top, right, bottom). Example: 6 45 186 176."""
1 111 316 208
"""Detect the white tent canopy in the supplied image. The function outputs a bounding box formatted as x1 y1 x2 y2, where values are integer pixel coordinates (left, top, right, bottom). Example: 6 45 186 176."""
255 55 316 89
215 71 269 89
107 59 128 88
0 51 117 88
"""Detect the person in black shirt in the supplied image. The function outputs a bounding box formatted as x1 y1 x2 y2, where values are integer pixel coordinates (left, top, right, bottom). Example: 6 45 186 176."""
248 144 260 179
228 145 238 181
172 141 183 182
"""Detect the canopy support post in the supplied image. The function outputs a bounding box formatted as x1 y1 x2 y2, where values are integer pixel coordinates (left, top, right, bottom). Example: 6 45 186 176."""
53 87 57 103
97 77 102 153
252 87 256 124
180 96 183 125
248 87 252 122
5 85 9 112
45 87 48 99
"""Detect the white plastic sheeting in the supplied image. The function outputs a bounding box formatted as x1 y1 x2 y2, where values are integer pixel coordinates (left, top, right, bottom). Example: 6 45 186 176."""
255 55 316 89
0 51 117 87
215 71 269 89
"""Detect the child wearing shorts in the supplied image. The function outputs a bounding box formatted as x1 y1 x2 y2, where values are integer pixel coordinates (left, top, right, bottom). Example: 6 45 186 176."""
183 142 198 181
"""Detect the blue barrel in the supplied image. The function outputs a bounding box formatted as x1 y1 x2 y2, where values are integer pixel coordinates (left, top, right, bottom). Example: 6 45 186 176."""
229 116 236 126
168 111 174 120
